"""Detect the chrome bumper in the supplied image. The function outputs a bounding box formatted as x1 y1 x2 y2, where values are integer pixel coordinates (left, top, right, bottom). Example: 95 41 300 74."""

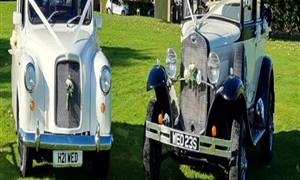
19 128 113 151
145 121 232 159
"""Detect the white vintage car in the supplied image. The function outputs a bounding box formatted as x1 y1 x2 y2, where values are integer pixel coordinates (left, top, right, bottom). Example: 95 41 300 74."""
9 0 112 177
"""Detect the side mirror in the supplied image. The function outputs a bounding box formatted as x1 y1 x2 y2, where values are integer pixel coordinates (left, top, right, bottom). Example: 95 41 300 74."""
13 11 22 26
243 0 251 9
95 16 102 29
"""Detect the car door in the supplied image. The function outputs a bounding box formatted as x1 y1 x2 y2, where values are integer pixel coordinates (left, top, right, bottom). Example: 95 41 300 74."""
11 0 25 125
111 0 120 14
243 0 257 110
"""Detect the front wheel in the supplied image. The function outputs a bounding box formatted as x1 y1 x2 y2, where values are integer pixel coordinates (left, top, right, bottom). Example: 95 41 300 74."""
106 8 112 14
229 115 247 180
143 100 162 180
93 150 111 179
18 139 32 177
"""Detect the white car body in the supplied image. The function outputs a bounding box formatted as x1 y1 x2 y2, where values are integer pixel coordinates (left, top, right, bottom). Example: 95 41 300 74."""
9 0 112 173
106 0 129 15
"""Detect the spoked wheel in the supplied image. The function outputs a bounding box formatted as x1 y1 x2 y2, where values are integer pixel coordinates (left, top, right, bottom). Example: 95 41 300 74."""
229 115 247 180
93 150 111 179
18 138 32 177
260 86 274 163
143 100 162 180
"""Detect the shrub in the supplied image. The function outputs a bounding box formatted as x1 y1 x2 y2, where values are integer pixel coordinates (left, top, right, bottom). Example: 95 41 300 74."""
266 0 300 34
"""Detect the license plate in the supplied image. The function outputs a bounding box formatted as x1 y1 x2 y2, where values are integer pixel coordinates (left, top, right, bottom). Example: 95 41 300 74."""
171 131 199 151
53 150 83 167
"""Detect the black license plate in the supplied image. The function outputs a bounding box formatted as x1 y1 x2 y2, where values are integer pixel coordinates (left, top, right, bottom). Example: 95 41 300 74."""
171 131 199 151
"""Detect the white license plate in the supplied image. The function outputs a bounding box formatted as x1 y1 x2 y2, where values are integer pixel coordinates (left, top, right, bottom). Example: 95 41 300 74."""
53 150 83 167
171 131 199 151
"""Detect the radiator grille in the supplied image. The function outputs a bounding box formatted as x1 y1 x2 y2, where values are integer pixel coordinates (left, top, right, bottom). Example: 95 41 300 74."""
55 61 81 128
179 33 208 134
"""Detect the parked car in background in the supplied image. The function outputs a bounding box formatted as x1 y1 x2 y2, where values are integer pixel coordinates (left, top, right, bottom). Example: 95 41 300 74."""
106 0 129 15
9 0 112 177
143 0 274 179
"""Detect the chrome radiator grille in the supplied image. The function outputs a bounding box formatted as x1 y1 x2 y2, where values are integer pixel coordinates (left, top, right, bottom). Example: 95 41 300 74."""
55 61 81 128
180 33 208 134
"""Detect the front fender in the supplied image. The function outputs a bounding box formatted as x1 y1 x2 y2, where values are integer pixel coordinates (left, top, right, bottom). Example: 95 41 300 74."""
206 75 250 143
146 65 167 91
91 51 111 136
216 75 245 102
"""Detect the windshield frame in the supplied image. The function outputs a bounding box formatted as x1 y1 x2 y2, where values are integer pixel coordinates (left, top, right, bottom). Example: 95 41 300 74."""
27 0 93 25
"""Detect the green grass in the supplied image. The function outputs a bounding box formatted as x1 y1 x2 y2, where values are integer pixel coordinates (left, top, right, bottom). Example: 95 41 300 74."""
1 1 300 179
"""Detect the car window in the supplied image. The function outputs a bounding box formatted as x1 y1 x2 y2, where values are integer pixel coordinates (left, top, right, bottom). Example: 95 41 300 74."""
244 0 253 22
28 0 92 25
20 0 25 25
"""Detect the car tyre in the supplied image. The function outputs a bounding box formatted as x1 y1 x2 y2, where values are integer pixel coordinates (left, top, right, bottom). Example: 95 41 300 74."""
106 8 112 14
18 139 32 177
229 115 247 180
93 150 111 179
143 100 162 180
121 10 125 16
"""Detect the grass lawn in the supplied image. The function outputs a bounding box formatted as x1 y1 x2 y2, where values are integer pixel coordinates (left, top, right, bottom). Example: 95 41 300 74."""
1 1 300 179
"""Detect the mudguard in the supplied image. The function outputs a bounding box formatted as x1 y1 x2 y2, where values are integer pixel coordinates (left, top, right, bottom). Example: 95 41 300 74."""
257 56 274 113
206 75 250 143
146 65 167 91
216 75 245 102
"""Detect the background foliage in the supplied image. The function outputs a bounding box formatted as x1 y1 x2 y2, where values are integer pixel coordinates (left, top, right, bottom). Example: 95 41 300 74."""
266 0 300 34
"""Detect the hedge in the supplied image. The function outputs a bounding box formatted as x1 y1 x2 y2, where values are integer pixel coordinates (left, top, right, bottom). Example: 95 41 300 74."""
265 0 299 33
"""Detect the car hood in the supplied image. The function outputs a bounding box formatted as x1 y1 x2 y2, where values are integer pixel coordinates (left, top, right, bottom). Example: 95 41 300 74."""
181 18 240 49
26 28 92 55
22 28 98 134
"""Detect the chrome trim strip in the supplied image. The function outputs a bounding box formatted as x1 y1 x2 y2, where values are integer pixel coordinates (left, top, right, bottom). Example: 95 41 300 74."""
19 128 112 151
145 121 232 158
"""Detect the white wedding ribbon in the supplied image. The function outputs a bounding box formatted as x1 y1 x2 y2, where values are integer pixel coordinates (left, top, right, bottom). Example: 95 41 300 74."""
28 0 66 52
72 0 92 45
28 0 92 53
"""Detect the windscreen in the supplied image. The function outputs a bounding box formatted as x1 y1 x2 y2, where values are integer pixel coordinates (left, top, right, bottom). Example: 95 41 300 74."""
29 0 92 24
183 0 250 22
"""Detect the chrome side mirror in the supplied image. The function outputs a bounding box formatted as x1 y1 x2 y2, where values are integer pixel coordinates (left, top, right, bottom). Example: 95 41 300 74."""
95 16 102 29
243 0 252 9
13 11 22 26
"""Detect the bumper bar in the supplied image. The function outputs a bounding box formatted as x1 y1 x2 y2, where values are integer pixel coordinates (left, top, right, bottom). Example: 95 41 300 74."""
19 128 113 151
145 121 232 159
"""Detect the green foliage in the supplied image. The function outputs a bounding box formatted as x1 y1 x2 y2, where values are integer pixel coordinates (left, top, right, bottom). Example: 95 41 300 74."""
267 0 300 33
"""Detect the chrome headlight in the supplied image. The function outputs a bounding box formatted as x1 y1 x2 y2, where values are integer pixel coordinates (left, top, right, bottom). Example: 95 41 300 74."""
207 52 220 84
165 48 177 79
100 65 111 95
24 63 36 93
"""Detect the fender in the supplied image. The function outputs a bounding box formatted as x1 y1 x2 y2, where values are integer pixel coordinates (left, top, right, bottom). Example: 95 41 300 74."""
206 75 251 144
146 65 167 91
146 65 171 121
216 75 245 102
256 56 274 113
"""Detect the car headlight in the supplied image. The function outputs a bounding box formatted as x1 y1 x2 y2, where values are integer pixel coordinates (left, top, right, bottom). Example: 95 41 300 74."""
165 48 177 79
207 52 220 84
24 63 36 93
100 65 111 95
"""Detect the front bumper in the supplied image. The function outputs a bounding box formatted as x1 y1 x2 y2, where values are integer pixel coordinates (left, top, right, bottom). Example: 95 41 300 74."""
19 128 113 151
145 121 232 159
